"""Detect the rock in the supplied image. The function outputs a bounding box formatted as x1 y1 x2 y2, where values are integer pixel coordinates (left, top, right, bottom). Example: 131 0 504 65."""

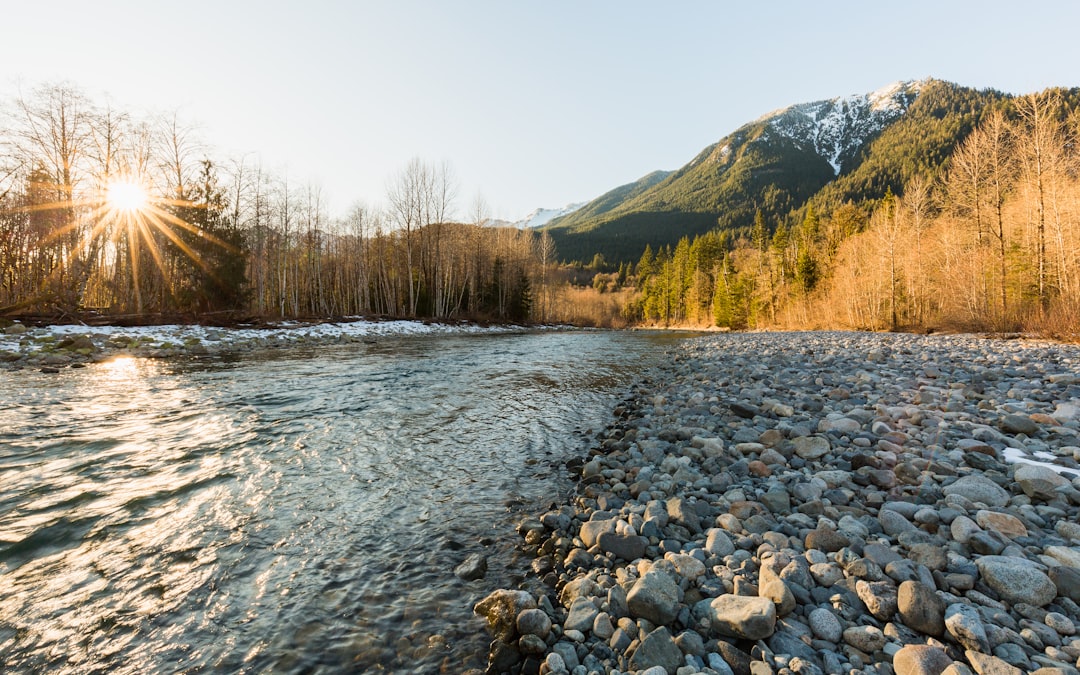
705 528 735 557
908 543 948 572
580 518 618 547
1049 565 1080 603
893 644 954 675
598 531 647 561
1015 463 1071 501
975 556 1058 606
1045 545 1080 569
706 594 777 640
4 323 27 335
667 497 702 533
805 527 849 553
1001 414 1039 436
808 607 843 642
898 580 946 637
856 579 898 621
564 596 599 634
454 553 488 581
475 589 536 642
951 514 984 545
1052 403 1080 423
975 510 1028 539
516 608 552 639
628 626 683 674
880 508 919 536
843 625 886 653
943 475 1011 508
965 650 1025 675
945 602 990 653
664 552 706 581
627 567 680 626
758 577 795 617
517 633 547 655
793 436 831 460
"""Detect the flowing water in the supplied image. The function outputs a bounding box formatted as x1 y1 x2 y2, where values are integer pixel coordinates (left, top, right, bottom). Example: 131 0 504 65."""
0 330 686 674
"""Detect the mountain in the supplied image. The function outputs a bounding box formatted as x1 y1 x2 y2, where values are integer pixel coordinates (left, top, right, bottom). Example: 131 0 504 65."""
509 202 586 229
546 79 998 263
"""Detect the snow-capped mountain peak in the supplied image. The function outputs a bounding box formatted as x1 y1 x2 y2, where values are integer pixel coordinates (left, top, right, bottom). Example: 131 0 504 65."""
759 80 926 174
511 202 586 229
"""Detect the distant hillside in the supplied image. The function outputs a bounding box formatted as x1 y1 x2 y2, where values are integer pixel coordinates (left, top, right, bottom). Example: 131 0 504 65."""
546 79 1004 263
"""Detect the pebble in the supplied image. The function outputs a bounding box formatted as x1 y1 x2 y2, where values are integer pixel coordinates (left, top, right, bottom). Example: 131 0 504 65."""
475 332 1080 675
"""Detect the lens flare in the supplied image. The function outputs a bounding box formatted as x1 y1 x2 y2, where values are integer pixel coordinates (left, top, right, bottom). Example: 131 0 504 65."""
107 180 148 213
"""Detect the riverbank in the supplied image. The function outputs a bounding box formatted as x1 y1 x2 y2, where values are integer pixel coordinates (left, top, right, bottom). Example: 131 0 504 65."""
0 317 533 372
476 331 1080 675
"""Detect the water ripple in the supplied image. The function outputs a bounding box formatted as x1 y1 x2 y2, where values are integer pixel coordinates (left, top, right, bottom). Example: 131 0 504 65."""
0 330 683 673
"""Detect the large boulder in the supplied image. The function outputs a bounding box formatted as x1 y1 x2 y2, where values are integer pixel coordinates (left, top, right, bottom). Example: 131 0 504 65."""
975 556 1057 607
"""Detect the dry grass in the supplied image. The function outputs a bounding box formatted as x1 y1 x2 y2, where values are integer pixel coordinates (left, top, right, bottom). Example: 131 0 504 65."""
547 286 637 328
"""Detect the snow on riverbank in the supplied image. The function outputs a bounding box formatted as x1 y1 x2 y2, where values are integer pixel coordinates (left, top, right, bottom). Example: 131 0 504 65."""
0 318 533 370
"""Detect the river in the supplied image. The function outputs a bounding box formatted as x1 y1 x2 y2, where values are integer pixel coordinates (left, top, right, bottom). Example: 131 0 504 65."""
0 330 687 674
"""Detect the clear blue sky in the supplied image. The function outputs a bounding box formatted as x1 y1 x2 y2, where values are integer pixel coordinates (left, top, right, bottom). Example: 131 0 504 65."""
3 1 1078 221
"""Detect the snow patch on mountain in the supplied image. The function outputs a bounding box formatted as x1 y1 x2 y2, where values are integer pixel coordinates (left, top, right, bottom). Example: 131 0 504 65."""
511 202 586 229
760 80 926 174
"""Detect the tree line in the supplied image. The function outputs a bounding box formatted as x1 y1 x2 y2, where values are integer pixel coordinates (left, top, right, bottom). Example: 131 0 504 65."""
626 89 1080 337
0 84 554 322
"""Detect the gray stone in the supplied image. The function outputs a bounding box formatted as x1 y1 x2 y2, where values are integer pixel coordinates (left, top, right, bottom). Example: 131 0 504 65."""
517 633 547 655
667 497 702 533
1050 566 1080 603
945 602 990 653
759 577 795 617
808 607 843 642
551 641 579 671
705 528 735 557
564 596 599 634
1015 463 1071 501
976 556 1057 607
880 508 919 536
628 626 683 674
454 553 488 581
942 476 1011 508
592 612 614 640
706 594 777 640
627 567 680 626
893 644 954 675
1001 414 1039 436
898 580 946 637
856 579 898 621
516 608 552 639
597 531 647 561
843 625 886 653
579 518 618 547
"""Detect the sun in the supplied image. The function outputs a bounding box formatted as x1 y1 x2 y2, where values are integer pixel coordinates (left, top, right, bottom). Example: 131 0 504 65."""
107 179 148 214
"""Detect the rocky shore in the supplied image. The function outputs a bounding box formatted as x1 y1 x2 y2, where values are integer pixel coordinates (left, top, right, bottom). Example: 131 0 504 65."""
0 318 525 371
475 331 1080 675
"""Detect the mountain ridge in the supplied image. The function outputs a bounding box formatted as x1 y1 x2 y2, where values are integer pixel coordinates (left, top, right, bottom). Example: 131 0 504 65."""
545 78 995 263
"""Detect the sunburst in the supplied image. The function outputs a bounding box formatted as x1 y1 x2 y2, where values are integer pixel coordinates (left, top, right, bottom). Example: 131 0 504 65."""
6 170 235 312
